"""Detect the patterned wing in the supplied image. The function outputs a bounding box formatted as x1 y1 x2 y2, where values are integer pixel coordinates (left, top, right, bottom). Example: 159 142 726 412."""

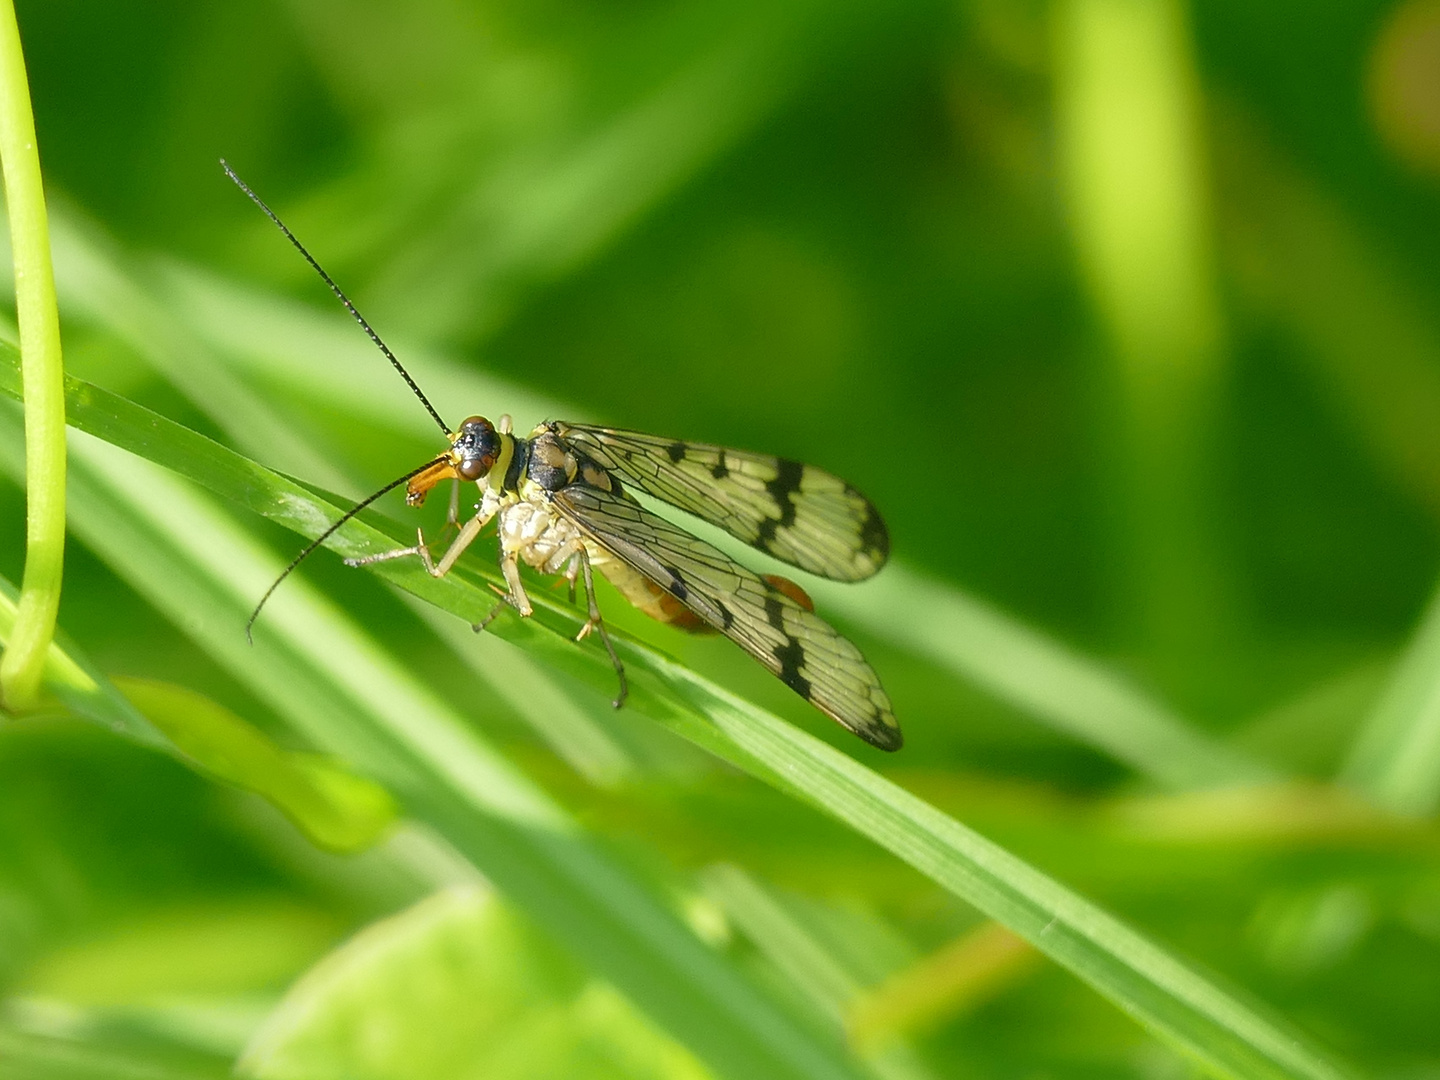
551 481 901 751
552 423 888 582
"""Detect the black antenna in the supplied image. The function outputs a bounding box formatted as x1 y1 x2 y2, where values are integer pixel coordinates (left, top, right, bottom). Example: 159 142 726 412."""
220 159 450 436
246 456 448 641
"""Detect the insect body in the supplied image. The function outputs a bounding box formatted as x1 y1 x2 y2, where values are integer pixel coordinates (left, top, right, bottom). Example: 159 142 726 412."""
227 162 901 751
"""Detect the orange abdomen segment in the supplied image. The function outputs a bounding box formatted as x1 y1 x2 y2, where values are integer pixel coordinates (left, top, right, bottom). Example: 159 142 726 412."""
597 558 716 633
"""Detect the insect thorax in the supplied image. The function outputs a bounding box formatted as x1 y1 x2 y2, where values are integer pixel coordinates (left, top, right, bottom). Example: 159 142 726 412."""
488 429 610 577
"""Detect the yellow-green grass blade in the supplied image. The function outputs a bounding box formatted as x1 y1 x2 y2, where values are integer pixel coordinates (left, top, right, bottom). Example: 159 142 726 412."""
0 351 1356 1079
1343 579 1440 816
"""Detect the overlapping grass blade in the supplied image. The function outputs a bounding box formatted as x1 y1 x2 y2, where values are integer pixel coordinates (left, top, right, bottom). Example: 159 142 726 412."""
0 350 1356 1078
0 400 866 1080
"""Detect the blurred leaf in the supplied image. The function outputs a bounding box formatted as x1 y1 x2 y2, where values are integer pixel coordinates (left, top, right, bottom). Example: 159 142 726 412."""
0 1024 232 1080
0 351 1359 1078
240 885 712 1080
114 677 397 853
1341 580 1440 817
18 900 338 1006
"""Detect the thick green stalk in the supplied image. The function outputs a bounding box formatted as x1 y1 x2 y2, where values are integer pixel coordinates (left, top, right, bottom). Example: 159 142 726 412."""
0 0 64 711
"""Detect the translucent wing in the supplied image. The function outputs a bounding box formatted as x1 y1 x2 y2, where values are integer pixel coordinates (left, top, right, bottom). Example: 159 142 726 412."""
551 481 901 751
551 423 888 582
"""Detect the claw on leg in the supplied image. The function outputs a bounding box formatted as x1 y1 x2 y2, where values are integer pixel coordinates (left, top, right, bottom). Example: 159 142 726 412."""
475 554 533 634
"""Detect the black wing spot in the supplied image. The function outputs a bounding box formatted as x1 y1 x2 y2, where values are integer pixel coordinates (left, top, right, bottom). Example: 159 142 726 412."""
761 459 803 543
711 452 729 480
763 593 786 631
663 564 688 601
856 499 890 561
716 601 735 630
666 442 687 463
773 637 812 699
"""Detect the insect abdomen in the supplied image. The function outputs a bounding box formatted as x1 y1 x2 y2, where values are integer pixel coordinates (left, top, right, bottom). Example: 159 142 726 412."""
593 555 714 633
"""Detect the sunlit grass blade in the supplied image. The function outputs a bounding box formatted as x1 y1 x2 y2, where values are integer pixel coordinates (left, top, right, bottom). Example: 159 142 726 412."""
1342 579 1440 816
0 351 1359 1079
0 412 867 1080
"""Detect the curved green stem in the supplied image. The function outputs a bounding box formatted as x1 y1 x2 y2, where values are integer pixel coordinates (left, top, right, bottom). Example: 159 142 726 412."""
0 0 64 711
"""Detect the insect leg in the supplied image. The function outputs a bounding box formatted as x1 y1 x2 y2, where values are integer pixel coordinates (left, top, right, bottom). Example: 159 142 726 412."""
472 550 533 632
344 527 432 568
345 508 491 577
577 546 627 709
429 512 490 577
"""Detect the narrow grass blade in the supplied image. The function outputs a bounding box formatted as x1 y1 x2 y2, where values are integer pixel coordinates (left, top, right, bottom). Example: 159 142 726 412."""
0 406 866 1080
1342 579 1440 816
0 353 1359 1079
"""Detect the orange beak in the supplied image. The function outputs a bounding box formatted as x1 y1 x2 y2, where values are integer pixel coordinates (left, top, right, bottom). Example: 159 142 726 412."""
405 457 460 506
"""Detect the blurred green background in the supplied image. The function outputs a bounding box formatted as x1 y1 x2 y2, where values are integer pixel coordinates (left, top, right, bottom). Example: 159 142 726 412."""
3 0 1440 1076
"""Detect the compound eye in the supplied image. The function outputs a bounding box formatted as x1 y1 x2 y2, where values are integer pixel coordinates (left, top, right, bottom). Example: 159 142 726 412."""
454 416 499 481
457 456 490 481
